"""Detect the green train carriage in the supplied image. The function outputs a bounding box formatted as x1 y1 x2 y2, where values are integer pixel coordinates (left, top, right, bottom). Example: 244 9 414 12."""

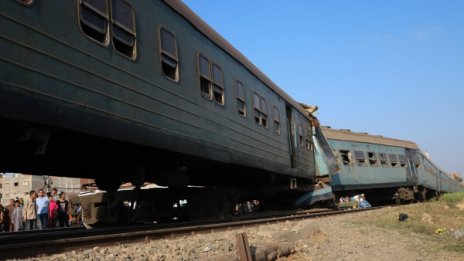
0 0 324 217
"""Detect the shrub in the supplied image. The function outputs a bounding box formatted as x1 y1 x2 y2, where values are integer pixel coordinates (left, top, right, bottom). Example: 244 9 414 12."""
440 192 464 203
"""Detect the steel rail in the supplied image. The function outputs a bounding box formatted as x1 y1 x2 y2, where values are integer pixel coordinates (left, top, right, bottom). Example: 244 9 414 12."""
0 206 382 260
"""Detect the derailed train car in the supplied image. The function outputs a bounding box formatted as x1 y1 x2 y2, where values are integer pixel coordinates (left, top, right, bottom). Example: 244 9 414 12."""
0 1 337 224
322 127 463 204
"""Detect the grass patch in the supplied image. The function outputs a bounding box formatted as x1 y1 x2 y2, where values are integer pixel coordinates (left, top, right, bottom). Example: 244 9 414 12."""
351 200 464 254
440 192 464 203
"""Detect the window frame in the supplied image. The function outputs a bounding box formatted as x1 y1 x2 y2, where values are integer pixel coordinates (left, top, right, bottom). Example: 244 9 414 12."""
197 54 225 106
273 106 281 135
235 80 246 117
211 63 225 105
198 54 212 99
252 92 268 128
398 154 408 168
110 0 137 59
354 150 366 167
340 150 352 165
368 152 378 167
158 26 179 82
78 0 110 46
389 154 398 167
379 153 389 167
260 97 268 127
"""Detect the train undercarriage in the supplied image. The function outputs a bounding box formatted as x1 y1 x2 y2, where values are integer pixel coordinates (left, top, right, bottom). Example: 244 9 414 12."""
333 185 442 206
1 118 335 227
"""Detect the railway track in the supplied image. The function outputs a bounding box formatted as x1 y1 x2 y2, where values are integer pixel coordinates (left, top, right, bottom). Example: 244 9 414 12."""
0 206 382 260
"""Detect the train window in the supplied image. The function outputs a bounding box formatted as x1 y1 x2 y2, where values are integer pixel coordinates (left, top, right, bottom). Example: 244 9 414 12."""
298 125 304 147
212 64 224 105
235 81 246 117
354 151 366 166
260 98 268 127
159 27 179 81
398 155 407 167
253 93 261 124
379 153 388 166
411 153 420 168
389 154 398 167
111 0 136 58
198 55 212 99
340 150 352 165
305 139 312 150
253 93 268 127
273 106 280 135
368 152 378 166
79 0 109 44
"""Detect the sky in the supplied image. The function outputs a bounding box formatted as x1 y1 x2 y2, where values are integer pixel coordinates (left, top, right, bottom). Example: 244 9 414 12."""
182 0 464 176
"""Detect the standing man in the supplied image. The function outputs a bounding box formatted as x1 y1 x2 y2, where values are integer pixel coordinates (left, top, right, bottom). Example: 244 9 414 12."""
51 188 59 201
36 189 49 229
23 190 37 230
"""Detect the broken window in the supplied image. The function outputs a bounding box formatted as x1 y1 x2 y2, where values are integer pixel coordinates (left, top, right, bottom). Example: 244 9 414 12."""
354 151 366 166
111 0 136 58
398 154 407 167
389 154 398 167
273 106 280 135
14 182 19 186
235 81 246 117
340 150 352 165
379 153 388 167
159 27 179 81
411 153 420 168
79 0 109 44
368 152 378 166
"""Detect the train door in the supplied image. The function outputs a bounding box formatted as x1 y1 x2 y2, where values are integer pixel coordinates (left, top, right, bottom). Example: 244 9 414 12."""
286 104 297 168
405 149 418 183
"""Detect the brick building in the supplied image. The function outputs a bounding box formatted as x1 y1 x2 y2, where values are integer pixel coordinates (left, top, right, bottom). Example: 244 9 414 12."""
0 173 84 204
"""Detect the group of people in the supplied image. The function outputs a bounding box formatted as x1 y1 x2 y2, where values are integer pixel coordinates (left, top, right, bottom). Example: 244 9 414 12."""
338 193 372 208
0 188 73 232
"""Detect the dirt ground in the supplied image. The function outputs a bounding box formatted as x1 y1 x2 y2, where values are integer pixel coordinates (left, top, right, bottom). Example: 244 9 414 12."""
10 203 464 261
